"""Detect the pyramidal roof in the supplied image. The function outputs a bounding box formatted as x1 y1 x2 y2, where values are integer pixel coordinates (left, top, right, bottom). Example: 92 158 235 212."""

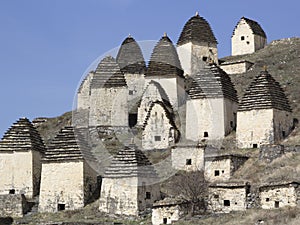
234 17 266 38
91 56 127 89
104 144 158 179
177 13 218 46
146 34 184 78
0 118 45 153
238 71 292 112
188 64 238 102
43 126 95 162
116 35 147 74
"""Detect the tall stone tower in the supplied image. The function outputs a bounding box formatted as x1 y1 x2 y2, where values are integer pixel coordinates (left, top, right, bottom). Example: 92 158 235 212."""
39 126 98 212
89 56 128 127
177 12 218 77
146 34 185 110
99 144 160 216
232 17 267 56
236 70 293 148
116 35 147 127
186 64 238 141
0 118 45 199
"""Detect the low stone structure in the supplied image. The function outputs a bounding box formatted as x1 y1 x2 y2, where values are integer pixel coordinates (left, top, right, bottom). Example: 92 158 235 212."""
0 194 28 218
171 143 205 171
208 183 250 213
0 118 45 199
152 198 189 225
220 60 253 74
204 155 248 182
39 126 98 213
259 181 300 209
99 144 161 216
259 144 300 162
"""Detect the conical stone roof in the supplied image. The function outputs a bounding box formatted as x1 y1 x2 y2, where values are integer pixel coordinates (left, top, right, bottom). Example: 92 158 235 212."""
177 13 218 46
0 117 45 153
188 64 238 102
43 126 95 162
146 35 184 78
233 17 266 38
238 71 292 112
91 56 127 89
116 35 147 74
104 144 158 179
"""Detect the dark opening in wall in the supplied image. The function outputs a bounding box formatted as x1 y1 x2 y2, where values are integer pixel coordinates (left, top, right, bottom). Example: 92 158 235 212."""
266 198 270 202
214 170 220 176
146 192 151 200
224 200 230 206
253 144 258 148
241 36 245 40
129 90 134 95
186 159 192 165
163 218 168 224
129 114 137 128
9 189 15 194
202 56 208 62
204 132 209 137
247 41 250 45
58 204 65 211
282 131 286 138
275 201 279 208
214 194 219 199
154 136 161 141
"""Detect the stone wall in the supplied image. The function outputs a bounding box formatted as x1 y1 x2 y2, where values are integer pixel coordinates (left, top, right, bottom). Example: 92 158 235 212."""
152 203 188 225
171 145 205 171
177 42 218 76
83 162 99 204
39 161 86 212
259 184 298 209
89 87 128 127
0 151 36 199
77 72 94 110
220 61 253 75
208 185 248 213
142 103 176 150
0 194 28 218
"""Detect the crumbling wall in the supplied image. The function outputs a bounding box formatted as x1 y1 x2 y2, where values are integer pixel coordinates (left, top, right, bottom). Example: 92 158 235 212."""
0 194 28 218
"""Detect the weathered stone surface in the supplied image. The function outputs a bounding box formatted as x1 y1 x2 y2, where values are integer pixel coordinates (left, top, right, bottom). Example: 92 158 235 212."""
0 194 28 218
259 181 300 209
220 60 253 75
171 144 205 171
232 17 267 56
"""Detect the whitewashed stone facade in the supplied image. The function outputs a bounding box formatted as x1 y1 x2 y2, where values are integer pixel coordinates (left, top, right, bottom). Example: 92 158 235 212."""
220 60 253 74
259 182 300 209
204 155 248 182
237 71 293 149
232 17 267 56
177 13 218 76
208 183 250 213
99 144 161 216
77 71 94 110
152 198 189 225
171 144 205 171
142 102 179 150
0 118 45 199
38 127 98 213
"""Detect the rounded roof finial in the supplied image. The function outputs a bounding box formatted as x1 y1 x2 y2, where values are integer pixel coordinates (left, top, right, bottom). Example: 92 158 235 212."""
195 11 199 16
128 33 132 38
163 32 167 37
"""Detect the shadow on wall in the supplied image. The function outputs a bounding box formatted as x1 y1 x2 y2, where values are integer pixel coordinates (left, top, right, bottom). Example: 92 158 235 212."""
0 217 13 225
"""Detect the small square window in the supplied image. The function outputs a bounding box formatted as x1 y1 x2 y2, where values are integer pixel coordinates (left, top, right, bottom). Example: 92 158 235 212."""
241 36 245 41
204 132 209 137
215 170 220 176
222 170 224 174
214 194 219 199
58 204 65 211
186 159 192 165
9 189 15 194
154 136 161 141
224 200 230 206
247 41 250 45
129 90 134 95
253 144 258 148
275 201 279 208
266 198 270 202
202 56 208 62
146 192 151 199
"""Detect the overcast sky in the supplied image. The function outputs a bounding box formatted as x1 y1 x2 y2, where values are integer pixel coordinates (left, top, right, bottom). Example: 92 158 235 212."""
0 0 299 136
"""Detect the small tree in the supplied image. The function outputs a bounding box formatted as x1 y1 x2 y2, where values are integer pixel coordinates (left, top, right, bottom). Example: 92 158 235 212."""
167 170 208 216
